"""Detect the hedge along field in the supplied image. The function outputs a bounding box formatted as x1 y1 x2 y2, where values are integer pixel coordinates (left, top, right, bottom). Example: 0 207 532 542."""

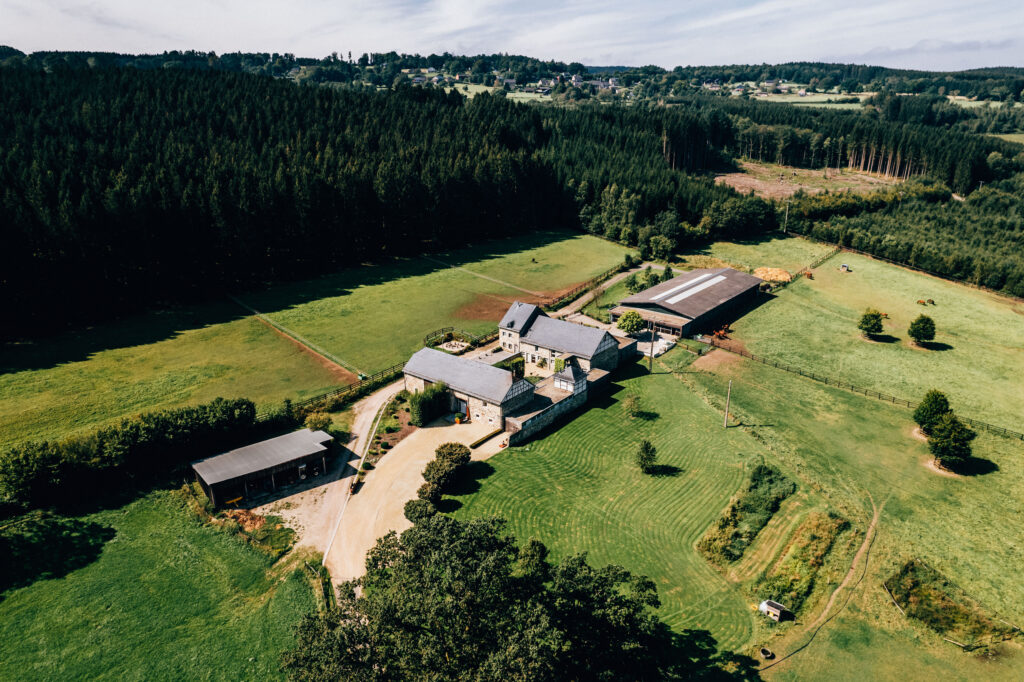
0 301 341 448
451 364 775 652
0 490 315 681
240 231 632 374
732 250 1024 429
681 351 1024 679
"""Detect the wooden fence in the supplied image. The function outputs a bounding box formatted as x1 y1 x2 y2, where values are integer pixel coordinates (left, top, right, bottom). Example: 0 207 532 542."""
541 263 625 312
782 231 1024 304
423 327 498 347
256 361 406 421
767 245 842 291
700 336 1023 440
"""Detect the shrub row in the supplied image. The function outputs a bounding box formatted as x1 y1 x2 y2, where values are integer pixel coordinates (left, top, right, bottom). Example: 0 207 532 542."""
409 382 449 427
884 559 1012 644
697 464 796 564
757 512 848 613
0 398 262 511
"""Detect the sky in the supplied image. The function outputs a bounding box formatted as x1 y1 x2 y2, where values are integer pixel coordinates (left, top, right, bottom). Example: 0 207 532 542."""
3 1 1023 71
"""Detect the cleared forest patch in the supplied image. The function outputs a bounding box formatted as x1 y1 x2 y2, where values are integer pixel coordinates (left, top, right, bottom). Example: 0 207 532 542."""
715 160 898 200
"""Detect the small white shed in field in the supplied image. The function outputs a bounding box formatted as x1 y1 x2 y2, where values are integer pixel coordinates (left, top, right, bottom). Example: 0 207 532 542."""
758 600 789 621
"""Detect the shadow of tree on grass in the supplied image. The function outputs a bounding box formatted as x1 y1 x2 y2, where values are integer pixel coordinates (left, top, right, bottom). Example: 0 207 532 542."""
1 511 115 598
949 457 999 476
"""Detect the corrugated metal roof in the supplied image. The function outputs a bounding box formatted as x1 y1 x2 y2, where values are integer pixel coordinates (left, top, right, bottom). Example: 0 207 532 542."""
620 268 761 320
192 429 333 485
404 347 515 404
521 316 612 359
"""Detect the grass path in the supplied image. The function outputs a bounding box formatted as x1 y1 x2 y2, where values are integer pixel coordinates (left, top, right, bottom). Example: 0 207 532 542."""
761 495 885 674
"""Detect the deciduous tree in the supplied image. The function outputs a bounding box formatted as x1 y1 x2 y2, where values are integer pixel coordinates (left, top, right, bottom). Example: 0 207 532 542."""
908 314 936 344
617 310 645 335
857 309 884 336
913 389 951 435
636 439 657 474
927 413 976 470
282 514 751 680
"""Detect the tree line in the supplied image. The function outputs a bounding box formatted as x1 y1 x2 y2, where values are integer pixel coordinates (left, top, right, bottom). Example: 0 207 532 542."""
789 173 1024 297
0 67 760 337
2 63 1021 337
684 96 1021 192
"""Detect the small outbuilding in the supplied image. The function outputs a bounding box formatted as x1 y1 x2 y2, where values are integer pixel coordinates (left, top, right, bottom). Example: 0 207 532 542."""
758 599 790 622
191 428 334 506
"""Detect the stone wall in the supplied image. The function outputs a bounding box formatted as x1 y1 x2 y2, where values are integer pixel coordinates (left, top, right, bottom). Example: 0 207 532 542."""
464 394 505 428
404 374 427 393
508 390 588 446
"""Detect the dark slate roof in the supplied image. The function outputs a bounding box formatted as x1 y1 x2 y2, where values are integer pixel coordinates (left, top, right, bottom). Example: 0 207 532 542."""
620 268 761 320
192 429 333 485
522 316 613 359
555 362 587 383
499 301 543 331
404 347 515 404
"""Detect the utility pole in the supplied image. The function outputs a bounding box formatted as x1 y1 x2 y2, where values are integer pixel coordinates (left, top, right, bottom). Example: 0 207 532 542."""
783 197 790 234
648 325 655 374
723 380 732 428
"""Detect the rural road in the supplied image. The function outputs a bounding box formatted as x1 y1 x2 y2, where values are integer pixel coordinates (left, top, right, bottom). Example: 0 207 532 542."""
550 261 662 319
319 342 508 581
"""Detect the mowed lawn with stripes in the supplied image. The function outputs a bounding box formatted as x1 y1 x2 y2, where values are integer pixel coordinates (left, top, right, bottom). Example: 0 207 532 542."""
451 363 771 651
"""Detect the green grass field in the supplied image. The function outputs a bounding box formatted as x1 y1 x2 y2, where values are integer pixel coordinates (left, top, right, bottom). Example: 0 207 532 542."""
691 235 836 274
731 251 1024 429
581 279 631 322
0 490 314 681
0 302 341 447
1 231 629 447
681 350 1024 679
452 363 778 651
240 231 630 374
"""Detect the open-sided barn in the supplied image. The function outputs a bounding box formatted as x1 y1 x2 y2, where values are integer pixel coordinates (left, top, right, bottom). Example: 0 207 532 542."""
611 267 763 336
192 428 333 506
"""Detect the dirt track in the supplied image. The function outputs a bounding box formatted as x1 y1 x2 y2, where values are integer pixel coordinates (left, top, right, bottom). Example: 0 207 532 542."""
762 494 886 672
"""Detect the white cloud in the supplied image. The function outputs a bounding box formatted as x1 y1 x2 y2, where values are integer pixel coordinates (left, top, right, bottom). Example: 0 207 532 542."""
1 0 1021 69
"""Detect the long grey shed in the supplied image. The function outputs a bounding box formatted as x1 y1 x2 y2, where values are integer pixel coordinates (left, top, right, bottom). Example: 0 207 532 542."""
192 428 333 506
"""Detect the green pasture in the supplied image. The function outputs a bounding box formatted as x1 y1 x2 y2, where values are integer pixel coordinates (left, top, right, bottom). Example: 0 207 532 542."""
732 251 1024 429
0 490 314 681
0 303 340 447
452 363 775 651
581 280 631 323
681 350 1024 679
1 231 628 447
240 231 630 373
691 234 836 274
